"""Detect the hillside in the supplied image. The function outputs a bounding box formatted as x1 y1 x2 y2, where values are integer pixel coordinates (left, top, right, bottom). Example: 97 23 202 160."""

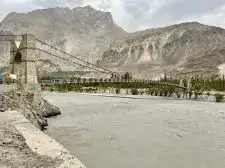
98 22 225 78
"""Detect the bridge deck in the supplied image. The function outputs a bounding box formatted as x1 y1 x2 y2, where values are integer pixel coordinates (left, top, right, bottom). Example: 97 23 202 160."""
39 79 187 90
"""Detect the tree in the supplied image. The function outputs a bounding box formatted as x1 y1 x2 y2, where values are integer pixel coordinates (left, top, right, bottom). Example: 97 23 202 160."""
164 72 167 82
123 72 132 80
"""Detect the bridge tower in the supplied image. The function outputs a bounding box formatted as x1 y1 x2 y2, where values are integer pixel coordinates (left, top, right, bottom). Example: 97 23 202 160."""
9 34 38 85
9 34 41 106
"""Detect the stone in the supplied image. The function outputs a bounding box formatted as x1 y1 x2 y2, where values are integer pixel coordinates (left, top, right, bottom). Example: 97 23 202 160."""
9 34 38 85
0 87 61 130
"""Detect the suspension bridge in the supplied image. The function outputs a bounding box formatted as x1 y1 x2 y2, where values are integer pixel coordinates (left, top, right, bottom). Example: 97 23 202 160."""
0 34 188 92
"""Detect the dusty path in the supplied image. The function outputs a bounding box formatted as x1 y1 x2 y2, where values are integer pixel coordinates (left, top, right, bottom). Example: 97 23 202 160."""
0 122 61 168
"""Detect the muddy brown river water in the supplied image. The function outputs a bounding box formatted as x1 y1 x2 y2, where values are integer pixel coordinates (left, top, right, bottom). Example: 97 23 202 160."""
44 92 225 168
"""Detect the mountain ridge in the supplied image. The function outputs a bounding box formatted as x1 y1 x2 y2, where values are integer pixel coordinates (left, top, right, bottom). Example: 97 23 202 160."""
1 6 225 78
98 22 225 78
0 6 127 75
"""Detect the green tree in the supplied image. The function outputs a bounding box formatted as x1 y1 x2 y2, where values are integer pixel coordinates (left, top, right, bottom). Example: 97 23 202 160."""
123 72 132 80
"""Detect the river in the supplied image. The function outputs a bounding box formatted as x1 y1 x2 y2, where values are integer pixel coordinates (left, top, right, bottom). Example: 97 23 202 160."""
44 92 225 168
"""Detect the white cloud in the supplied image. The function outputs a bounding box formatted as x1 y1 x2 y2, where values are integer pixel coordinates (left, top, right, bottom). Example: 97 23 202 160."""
0 0 41 20
1 0 225 32
196 6 225 28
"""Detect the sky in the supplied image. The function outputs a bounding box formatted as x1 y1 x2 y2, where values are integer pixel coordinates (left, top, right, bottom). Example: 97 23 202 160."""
1 0 225 32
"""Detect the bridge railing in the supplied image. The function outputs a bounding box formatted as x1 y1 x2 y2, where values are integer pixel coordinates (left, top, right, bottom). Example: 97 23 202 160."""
39 78 186 90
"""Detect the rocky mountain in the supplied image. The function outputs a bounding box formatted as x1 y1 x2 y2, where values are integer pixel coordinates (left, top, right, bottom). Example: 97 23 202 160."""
0 6 127 74
1 6 225 79
98 22 225 79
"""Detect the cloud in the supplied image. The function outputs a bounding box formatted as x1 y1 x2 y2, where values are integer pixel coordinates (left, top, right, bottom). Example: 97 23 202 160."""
33 0 84 8
148 0 225 27
1 0 225 32
194 6 225 29
0 0 41 21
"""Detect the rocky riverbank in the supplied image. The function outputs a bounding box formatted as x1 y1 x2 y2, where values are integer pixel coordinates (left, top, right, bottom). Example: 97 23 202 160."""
0 88 61 130
0 85 86 168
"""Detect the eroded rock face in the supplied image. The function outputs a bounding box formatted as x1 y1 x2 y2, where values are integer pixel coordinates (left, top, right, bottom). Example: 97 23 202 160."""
0 89 61 130
98 22 225 78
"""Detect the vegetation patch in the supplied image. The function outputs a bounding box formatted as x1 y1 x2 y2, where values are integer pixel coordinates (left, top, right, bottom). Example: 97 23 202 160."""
215 94 224 102
131 88 138 95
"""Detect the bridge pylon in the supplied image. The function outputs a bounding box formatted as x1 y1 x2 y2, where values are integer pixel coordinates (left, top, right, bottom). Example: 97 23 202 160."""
10 34 38 85
9 34 41 105
10 34 38 84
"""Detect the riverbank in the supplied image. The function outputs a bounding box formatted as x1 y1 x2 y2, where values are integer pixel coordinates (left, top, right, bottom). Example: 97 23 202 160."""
44 88 225 103
0 85 86 168
0 85 61 130
0 112 62 168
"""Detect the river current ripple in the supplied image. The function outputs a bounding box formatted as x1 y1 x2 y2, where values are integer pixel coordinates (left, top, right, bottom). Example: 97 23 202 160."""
44 92 225 168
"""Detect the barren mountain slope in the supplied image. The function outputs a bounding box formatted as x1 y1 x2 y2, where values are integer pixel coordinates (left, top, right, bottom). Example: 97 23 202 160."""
98 22 225 78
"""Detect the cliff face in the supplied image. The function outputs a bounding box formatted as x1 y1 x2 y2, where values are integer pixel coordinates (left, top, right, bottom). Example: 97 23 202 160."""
98 22 225 78
0 6 127 73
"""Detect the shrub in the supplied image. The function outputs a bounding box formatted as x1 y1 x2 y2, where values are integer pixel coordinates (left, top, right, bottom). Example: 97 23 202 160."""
58 85 66 92
168 87 175 97
189 91 193 99
215 94 224 102
146 88 154 95
115 88 120 94
159 91 163 96
163 90 168 97
131 88 138 95
67 85 73 91
150 90 155 96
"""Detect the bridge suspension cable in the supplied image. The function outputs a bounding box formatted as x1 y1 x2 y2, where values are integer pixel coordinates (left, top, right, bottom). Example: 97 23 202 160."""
0 34 120 76
35 38 115 74
35 47 110 74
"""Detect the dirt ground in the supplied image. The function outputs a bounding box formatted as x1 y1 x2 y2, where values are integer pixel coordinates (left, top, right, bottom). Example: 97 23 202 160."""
0 122 62 168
